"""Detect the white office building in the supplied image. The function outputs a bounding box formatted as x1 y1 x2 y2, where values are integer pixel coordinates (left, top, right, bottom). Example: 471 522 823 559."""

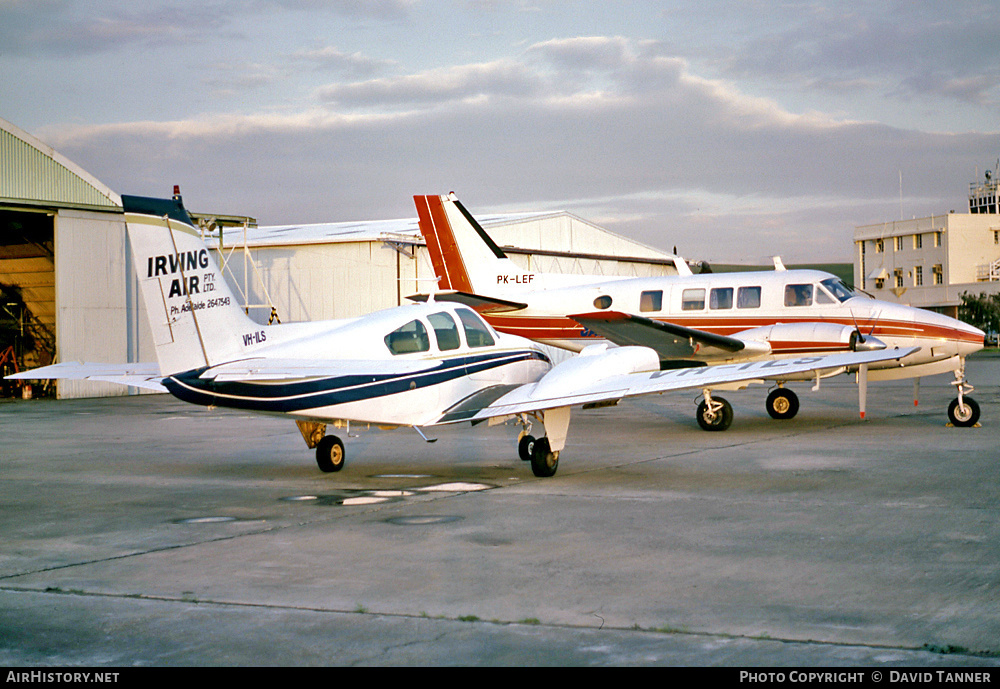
854 169 1000 319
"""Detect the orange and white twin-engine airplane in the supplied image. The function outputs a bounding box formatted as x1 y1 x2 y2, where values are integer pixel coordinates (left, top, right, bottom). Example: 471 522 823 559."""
413 193 985 431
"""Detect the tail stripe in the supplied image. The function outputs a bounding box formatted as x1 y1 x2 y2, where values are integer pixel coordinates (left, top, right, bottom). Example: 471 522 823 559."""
414 195 474 293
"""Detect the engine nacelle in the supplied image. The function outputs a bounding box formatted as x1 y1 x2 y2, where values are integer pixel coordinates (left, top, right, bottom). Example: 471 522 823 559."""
530 344 660 399
733 322 885 354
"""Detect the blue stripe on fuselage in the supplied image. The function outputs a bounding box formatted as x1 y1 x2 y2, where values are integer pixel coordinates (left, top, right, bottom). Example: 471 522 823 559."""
163 350 549 413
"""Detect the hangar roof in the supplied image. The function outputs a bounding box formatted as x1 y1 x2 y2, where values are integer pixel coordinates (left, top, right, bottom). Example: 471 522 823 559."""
211 211 564 248
1 118 121 211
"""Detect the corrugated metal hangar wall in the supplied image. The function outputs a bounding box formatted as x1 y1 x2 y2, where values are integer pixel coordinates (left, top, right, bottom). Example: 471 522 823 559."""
2 117 683 398
211 212 682 327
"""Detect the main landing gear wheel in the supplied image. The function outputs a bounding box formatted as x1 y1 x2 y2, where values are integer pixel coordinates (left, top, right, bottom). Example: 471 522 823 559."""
518 434 536 462
766 388 800 420
948 397 980 427
697 396 733 431
316 435 345 472
530 437 559 477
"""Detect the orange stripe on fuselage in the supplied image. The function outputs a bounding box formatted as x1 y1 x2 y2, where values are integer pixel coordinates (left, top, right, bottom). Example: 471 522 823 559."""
482 313 982 347
414 195 474 294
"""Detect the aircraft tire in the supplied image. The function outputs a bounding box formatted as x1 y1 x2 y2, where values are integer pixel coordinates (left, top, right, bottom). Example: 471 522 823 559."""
518 434 536 462
530 437 559 477
316 435 346 472
697 397 733 431
948 397 980 427
766 388 799 420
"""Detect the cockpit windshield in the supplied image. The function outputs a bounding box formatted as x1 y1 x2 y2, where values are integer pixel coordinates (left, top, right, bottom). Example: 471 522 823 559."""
820 277 864 302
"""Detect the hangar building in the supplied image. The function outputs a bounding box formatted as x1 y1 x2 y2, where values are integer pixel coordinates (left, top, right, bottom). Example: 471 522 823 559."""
0 118 146 399
212 211 683 327
1 117 685 398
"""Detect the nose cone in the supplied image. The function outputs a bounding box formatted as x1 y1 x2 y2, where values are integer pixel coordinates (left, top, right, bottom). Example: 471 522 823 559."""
866 299 984 357
919 308 984 356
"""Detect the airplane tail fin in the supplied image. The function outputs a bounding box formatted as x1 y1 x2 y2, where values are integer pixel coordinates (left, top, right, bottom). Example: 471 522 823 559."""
414 193 528 295
123 193 259 376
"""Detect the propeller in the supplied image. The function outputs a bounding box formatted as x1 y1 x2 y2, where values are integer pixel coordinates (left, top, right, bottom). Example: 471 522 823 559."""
849 309 886 352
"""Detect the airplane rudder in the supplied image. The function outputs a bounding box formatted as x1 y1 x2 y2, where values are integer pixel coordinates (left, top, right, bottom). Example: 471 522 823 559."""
122 193 252 373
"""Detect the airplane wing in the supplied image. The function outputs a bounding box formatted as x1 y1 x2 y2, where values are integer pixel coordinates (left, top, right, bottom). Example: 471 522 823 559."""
6 362 167 392
407 291 528 313
435 345 919 424
570 311 761 360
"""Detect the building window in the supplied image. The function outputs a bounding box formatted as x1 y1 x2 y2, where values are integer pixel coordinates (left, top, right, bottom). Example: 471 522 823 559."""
914 266 923 286
875 278 884 289
934 231 942 247
933 264 943 285
894 269 903 288
895 236 903 251
994 230 999 245
914 234 922 249
875 239 884 253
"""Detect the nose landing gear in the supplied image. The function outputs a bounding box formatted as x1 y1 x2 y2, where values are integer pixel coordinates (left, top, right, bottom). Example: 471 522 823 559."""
947 359 980 428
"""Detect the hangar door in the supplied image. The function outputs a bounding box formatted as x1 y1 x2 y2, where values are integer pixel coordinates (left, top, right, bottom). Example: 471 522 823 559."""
0 208 55 393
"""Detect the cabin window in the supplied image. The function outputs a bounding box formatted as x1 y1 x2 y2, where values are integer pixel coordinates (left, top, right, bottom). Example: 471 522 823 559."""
737 286 761 309
710 287 733 310
784 283 813 307
820 277 857 302
639 290 662 312
428 312 461 351
456 308 495 348
681 288 705 311
816 286 836 304
594 295 613 310
385 319 430 355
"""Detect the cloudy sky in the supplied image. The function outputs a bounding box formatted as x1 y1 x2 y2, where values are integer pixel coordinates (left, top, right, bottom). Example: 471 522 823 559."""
2 0 999 263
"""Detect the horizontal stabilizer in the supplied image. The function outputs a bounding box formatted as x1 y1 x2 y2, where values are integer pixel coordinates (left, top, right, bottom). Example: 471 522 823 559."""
407 291 528 313
6 362 166 392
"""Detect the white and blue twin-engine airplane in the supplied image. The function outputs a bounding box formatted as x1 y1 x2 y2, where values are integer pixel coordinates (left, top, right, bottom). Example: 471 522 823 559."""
10 193 919 477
